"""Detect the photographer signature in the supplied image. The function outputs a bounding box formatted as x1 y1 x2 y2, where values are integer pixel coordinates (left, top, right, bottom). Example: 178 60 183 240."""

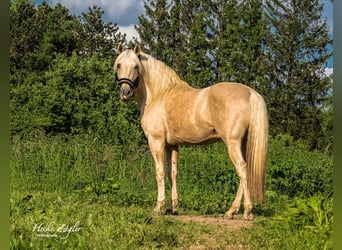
33 221 82 240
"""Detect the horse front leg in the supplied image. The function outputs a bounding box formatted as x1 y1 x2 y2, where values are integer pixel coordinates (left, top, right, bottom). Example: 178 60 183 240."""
148 137 166 214
166 145 179 215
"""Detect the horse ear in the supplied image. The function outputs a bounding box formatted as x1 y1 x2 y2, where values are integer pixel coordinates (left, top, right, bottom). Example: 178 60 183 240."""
134 44 141 57
117 43 124 55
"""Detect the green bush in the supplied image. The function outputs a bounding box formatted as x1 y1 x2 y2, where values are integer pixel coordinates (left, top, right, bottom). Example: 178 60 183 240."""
267 134 332 198
10 53 143 146
250 195 332 249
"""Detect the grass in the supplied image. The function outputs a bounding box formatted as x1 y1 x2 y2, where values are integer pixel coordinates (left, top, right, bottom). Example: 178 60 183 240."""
10 133 333 249
11 191 251 249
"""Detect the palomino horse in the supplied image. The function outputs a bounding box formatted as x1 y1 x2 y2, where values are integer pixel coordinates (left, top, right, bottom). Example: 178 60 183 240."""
114 44 268 220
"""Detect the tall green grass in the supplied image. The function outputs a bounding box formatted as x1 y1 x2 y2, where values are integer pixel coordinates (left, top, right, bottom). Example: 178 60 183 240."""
10 133 333 249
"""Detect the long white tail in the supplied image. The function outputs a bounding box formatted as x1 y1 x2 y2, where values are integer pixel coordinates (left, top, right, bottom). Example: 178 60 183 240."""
246 91 268 202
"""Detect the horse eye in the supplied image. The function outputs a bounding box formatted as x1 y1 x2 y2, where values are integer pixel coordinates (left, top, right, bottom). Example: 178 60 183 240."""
134 65 139 71
117 63 121 69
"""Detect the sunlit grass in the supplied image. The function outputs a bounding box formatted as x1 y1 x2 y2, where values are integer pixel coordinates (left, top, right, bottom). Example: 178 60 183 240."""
10 134 332 249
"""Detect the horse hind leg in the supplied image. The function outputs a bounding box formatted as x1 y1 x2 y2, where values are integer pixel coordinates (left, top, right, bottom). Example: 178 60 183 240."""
224 139 253 220
165 145 179 215
225 178 244 219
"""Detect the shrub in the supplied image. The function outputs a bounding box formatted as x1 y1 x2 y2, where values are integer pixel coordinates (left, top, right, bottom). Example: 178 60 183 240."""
10 53 144 146
267 134 332 198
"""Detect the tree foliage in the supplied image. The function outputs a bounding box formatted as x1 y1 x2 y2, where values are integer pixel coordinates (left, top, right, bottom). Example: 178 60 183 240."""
10 1 140 144
136 0 332 151
10 0 332 151
77 6 125 59
10 2 79 72
264 0 332 149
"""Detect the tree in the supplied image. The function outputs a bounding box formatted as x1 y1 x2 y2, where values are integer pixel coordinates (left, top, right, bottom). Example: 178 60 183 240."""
137 0 268 88
10 1 130 138
209 0 267 91
210 0 242 82
264 0 332 148
136 0 172 61
78 6 125 59
10 1 80 72
137 0 216 87
319 74 333 154
238 0 268 91
10 0 40 71
10 2 125 72
163 0 188 79
10 0 36 11
179 0 213 87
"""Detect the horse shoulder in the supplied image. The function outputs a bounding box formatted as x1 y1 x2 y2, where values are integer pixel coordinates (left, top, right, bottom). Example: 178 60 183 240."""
141 101 167 139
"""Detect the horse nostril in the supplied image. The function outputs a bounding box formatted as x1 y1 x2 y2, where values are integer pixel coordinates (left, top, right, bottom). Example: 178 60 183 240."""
121 88 131 96
120 85 133 101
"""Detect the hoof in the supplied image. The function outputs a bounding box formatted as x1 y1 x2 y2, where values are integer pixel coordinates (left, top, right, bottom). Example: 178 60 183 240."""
224 207 239 219
165 208 178 215
151 208 163 217
243 213 254 221
223 212 236 220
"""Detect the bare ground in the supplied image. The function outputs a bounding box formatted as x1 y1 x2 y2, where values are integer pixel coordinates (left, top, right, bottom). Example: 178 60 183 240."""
170 215 253 250
173 214 253 231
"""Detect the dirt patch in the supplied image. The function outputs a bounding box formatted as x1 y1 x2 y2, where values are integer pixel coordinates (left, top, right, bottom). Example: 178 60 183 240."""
173 214 253 231
171 215 253 249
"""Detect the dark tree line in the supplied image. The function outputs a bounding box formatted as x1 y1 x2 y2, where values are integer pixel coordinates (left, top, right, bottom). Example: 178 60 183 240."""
136 0 332 151
10 0 332 152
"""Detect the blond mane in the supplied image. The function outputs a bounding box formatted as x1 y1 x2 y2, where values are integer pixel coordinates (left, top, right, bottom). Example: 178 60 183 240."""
115 49 189 98
139 52 189 97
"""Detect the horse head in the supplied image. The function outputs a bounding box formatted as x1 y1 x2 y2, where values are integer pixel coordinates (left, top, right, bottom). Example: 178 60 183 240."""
114 43 142 101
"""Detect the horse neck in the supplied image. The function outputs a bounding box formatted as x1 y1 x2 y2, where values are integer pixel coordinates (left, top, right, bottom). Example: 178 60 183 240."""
135 80 147 114
138 54 190 105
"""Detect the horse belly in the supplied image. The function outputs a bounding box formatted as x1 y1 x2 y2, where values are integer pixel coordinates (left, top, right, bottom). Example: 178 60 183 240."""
166 124 221 145
167 109 220 145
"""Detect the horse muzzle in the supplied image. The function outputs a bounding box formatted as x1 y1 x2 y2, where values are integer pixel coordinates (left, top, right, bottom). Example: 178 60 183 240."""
120 83 133 101
116 75 139 101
